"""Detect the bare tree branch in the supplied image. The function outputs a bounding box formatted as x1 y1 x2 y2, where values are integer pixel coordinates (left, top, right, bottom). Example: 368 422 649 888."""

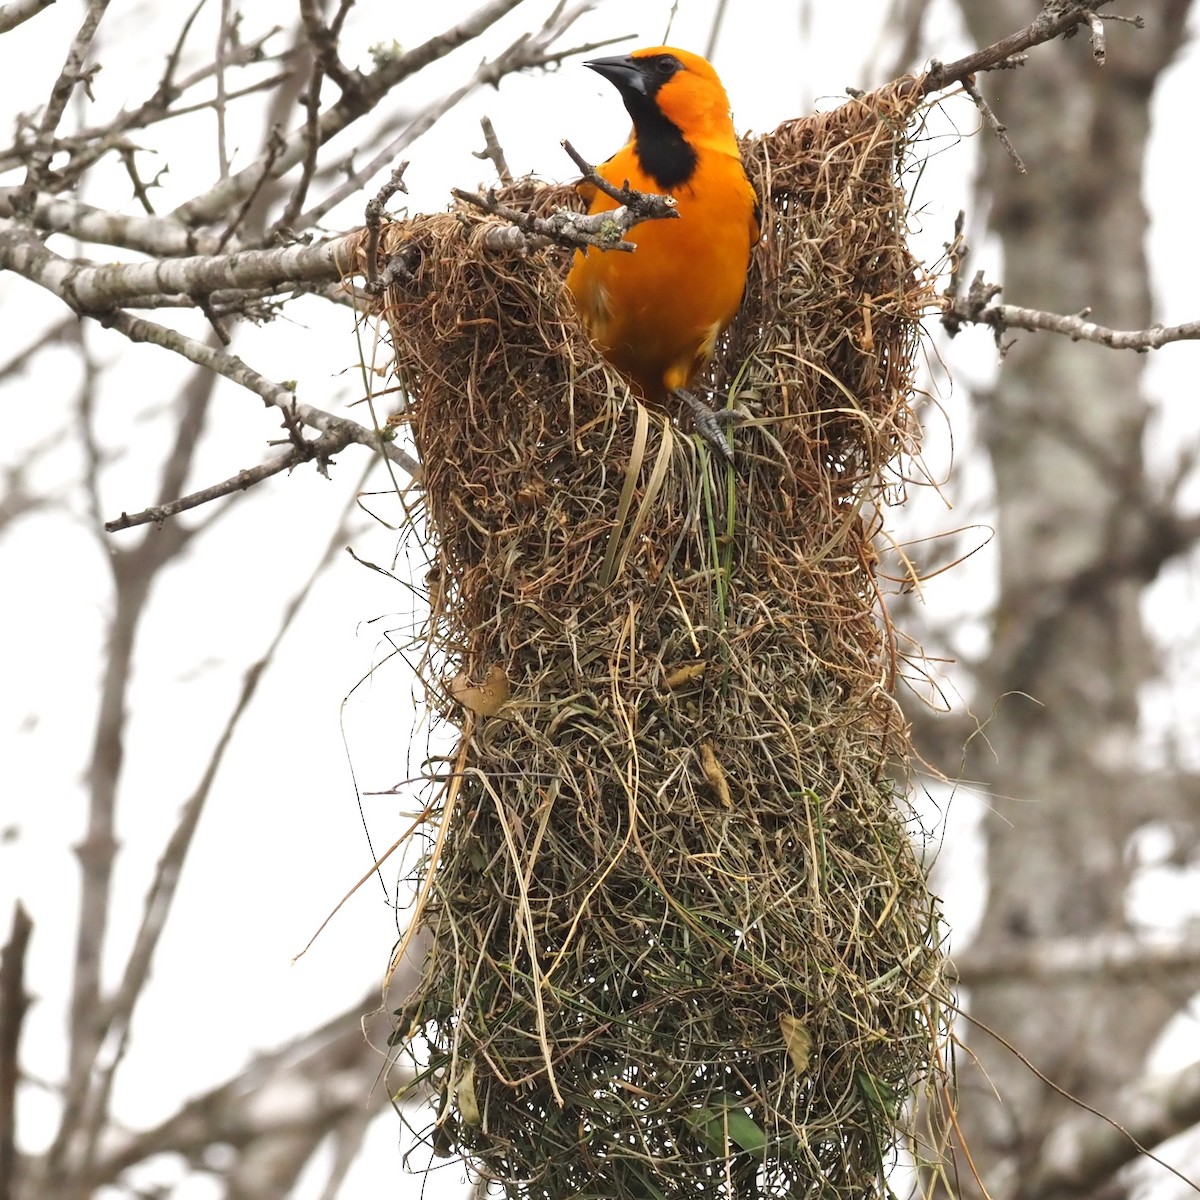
289 18 621 234
46 532 190 1191
230 15 314 248
0 189 224 255
0 0 55 36
4 163 674 313
24 0 110 189
922 1 1138 94
214 0 234 180
113 308 409 448
960 74 1026 173
102 452 296 532
86 990 407 1193
0 315 75 379
451 182 676 254
72 498 372 1185
75 319 115 533
1023 1059 1200 1200
0 904 33 1200
363 163 409 292
268 17 324 238
474 116 513 185
1 218 415 526
103 424 374 534
298 0 354 94
953 928 1200 985
994 304 1200 350
171 0 534 230
868 0 936 82
944 270 1200 350
0 14 285 183
0 216 355 308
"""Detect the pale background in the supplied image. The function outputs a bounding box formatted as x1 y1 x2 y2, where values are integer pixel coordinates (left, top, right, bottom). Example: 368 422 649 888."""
3 1 1199 1196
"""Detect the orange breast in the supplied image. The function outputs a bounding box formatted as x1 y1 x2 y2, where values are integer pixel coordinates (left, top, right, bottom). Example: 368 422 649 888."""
566 143 758 402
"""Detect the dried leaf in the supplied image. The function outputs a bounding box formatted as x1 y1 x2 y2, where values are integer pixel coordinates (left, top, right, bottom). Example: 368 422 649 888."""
699 741 733 808
450 664 510 716
779 1013 812 1073
457 1060 481 1126
663 662 706 690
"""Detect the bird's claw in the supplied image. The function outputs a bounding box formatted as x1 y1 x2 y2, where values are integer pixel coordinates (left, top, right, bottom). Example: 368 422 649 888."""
709 407 744 427
677 388 738 468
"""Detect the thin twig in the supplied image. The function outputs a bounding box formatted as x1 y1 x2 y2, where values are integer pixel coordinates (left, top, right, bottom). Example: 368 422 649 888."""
1083 7 1148 64
25 0 110 188
451 185 655 253
561 138 679 219
290 75 485 230
62 306 417 531
3 64 293 191
926 3 1141 170
215 0 234 178
172 0 531 228
106 440 328 532
941 210 967 311
215 124 286 252
99 309 417 472
1086 9 1107 63
0 904 33 1200
473 116 513 184
117 145 157 215
152 0 210 120
44 422 196 1185
0 20 280 177
78 497 373 1180
0 315 76 379
269 6 330 240
923 1 1120 93
943 268 1200 353
703 0 730 61
961 74 1025 173
363 161 409 290
59 357 216 1176
327 0 354 41
289 21 623 234
88 989 398 1186
869 0 935 82
299 0 356 94
75 323 108 538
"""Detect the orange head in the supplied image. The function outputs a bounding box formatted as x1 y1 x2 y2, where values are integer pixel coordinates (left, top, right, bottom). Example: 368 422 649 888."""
583 47 737 189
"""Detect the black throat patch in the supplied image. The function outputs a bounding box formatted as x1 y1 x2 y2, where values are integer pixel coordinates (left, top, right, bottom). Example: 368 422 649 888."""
621 65 697 191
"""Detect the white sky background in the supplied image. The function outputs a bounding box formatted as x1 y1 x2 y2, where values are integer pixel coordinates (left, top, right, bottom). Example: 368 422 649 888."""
2 1 1200 1197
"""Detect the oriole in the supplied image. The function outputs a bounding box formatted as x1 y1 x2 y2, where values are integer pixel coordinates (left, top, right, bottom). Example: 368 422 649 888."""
566 47 760 465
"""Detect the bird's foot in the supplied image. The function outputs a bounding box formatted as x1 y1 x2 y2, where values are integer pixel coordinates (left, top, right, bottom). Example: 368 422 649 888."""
676 388 740 468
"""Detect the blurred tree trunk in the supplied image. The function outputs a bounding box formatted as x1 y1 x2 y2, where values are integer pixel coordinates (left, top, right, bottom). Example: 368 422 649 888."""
951 4 1196 1197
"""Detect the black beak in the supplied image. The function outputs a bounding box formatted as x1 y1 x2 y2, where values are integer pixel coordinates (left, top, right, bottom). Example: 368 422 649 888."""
584 54 647 96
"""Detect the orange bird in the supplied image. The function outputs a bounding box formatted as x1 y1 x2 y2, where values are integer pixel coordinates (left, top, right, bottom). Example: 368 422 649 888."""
566 47 760 465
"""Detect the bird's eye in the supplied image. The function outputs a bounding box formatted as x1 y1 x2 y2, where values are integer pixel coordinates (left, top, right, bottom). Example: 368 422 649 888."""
656 55 681 75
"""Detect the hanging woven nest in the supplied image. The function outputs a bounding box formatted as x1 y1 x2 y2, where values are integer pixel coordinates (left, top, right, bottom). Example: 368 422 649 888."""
366 75 951 1200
